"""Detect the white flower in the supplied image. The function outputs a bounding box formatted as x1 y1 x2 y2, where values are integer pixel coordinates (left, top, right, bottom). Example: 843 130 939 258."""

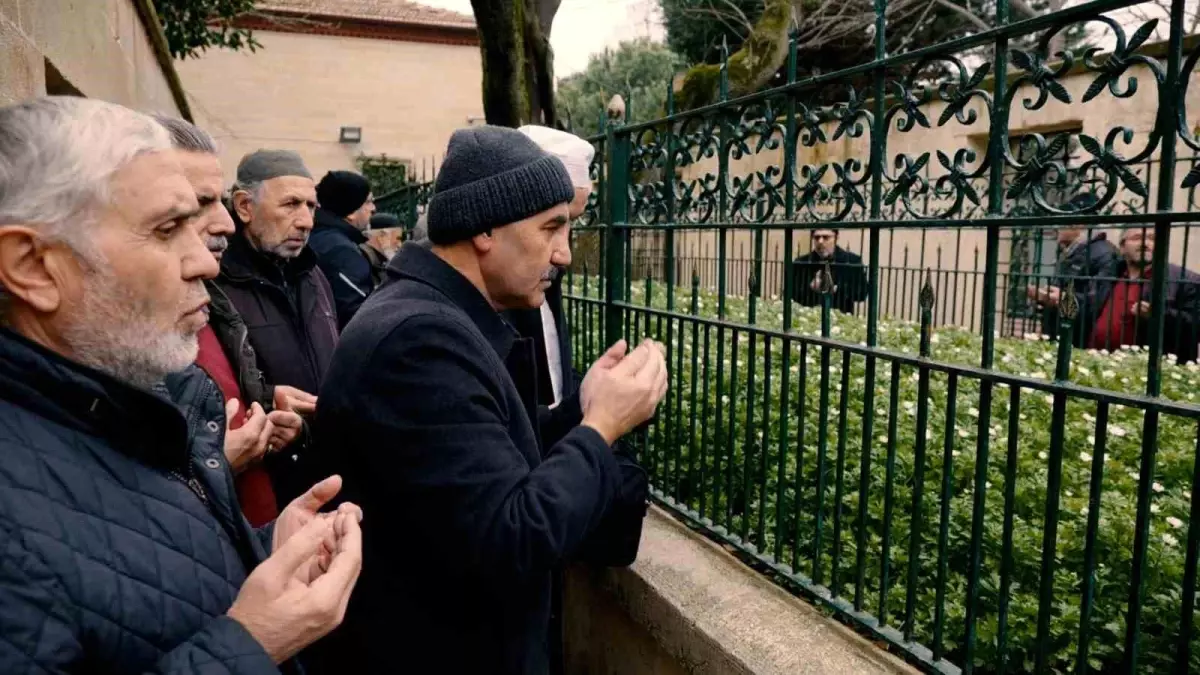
1078 366 1091 377
1102 370 1116 379
1045 395 1055 405
1167 516 1184 529
1001 354 1015 364
1020 413 1028 421
968 406 980 417
985 481 992 489
1153 482 1165 493
958 428 969 438
1039 451 1049 460
952 450 961 457
1082 413 1096 424
1081 505 1089 516
1171 372 1183 381
930 333 940 344
1151 503 1161 514
1111 425 1127 438
990 426 1000 436
1032 371 1047 380
1129 470 1141 480
1186 490 1193 499
877 436 888 444
926 429 933 440
722 395 730 404
1163 533 1179 547
1080 452 1092 462
1066 490 1074 497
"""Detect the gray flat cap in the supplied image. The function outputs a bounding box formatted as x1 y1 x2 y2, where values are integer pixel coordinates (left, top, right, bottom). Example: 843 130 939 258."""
235 149 312 186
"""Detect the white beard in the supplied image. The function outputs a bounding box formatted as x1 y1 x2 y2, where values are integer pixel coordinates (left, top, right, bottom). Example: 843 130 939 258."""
60 256 202 390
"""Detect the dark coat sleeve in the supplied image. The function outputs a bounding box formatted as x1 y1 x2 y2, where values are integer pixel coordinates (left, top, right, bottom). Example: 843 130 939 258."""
353 314 624 587
537 392 650 567
0 522 278 674
791 257 819 307
315 240 374 329
1162 268 1200 363
572 445 648 567
839 251 869 303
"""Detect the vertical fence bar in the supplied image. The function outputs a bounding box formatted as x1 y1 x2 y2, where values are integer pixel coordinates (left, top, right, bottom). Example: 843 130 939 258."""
997 385 1021 675
879 360 902 627
963 0 1009 665
856 0 888 613
604 126 629 350
813 270 835 585
1177 424 1200 674
1034 287 1077 673
904 273 936 640
1126 0 1185 670
831 350 852 597
932 373 959 663
1076 402 1110 675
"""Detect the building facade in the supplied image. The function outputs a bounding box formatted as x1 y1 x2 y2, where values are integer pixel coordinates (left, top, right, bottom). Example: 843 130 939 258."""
176 0 483 184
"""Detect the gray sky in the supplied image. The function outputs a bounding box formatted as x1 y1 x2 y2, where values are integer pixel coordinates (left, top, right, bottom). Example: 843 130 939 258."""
418 0 666 77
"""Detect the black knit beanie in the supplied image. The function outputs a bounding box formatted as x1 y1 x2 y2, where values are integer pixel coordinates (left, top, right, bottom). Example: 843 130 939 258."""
427 125 574 245
317 170 371 218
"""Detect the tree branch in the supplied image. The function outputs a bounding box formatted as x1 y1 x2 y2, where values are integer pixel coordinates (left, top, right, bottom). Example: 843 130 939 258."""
928 0 990 32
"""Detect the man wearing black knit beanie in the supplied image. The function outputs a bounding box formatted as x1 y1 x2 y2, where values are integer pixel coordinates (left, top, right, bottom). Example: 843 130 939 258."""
311 125 667 674
310 170 381 328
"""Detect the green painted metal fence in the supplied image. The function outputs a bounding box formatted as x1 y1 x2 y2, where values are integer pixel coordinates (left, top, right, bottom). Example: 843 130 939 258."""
562 1 1200 673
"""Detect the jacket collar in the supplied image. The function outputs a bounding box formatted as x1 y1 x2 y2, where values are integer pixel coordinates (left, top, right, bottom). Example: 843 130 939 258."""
387 242 517 359
314 208 368 245
0 327 190 470
220 229 318 286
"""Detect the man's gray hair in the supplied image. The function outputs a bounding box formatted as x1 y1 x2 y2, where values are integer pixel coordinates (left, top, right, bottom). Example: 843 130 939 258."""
0 97 171 315
153 114 218 155
0 97 171 240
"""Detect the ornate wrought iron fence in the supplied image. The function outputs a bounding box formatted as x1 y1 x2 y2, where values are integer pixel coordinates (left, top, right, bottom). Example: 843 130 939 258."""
373 179 434 232
563 2 1200 673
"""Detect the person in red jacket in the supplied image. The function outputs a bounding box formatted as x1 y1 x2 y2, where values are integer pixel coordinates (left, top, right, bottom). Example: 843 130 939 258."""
155 115 314 525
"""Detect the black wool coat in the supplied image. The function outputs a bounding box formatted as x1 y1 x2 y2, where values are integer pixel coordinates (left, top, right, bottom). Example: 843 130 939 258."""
214 230 339 507
311 242 645 675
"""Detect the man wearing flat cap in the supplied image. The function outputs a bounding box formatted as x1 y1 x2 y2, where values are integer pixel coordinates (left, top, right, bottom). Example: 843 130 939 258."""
309 170 381 328
313 125 667 674
216 149 338 508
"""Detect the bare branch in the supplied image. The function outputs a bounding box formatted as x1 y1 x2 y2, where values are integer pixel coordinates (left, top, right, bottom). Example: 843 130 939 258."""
928 0 990 32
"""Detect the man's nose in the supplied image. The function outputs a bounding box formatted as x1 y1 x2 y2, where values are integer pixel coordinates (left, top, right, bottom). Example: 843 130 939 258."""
296 208 315 231
183 227 220 281
551 231 572 268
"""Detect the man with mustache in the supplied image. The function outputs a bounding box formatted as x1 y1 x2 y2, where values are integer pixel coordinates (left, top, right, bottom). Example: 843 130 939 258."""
216 150 339 509
1086 227 1200 362
313 125 669 674
0 97 362 673
155 116 313 526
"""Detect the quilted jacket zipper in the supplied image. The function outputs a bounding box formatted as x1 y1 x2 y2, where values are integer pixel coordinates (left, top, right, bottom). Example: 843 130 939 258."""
169 464 209 506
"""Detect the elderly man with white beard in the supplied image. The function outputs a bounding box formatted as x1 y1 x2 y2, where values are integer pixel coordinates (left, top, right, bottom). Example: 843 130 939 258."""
0 97 362 674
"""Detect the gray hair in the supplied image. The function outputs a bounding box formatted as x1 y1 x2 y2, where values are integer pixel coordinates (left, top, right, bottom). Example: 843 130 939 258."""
0 97 171 238
153 114 218 155
0 97 171 315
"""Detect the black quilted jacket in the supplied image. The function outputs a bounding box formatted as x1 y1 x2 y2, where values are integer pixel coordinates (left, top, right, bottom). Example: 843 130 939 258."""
0 327 281 674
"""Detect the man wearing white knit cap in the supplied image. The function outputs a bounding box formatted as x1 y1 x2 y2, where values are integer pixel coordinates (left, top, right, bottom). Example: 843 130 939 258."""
511 125 595 409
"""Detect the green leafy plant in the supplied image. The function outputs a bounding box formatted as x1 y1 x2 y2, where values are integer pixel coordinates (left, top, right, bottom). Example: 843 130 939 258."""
154 0 260 60
566 274 1199 674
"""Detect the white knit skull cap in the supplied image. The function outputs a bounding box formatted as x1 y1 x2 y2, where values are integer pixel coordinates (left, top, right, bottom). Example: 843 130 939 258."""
517 125 595 190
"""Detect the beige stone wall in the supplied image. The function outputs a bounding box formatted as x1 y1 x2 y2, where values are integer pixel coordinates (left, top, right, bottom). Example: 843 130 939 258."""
0 0 182 113
176 29 483 185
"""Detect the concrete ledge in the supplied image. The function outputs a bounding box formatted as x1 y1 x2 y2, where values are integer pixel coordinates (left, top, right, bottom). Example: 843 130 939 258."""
564 506 917 675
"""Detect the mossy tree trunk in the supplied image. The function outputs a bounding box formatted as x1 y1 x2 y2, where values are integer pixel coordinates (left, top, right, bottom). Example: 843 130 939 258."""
674 0 793 112
471 0 560 128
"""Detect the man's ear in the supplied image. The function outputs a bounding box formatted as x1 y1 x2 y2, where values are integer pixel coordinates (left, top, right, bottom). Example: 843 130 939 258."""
232 190 255 225
471 230 495 254
0 225 70 314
